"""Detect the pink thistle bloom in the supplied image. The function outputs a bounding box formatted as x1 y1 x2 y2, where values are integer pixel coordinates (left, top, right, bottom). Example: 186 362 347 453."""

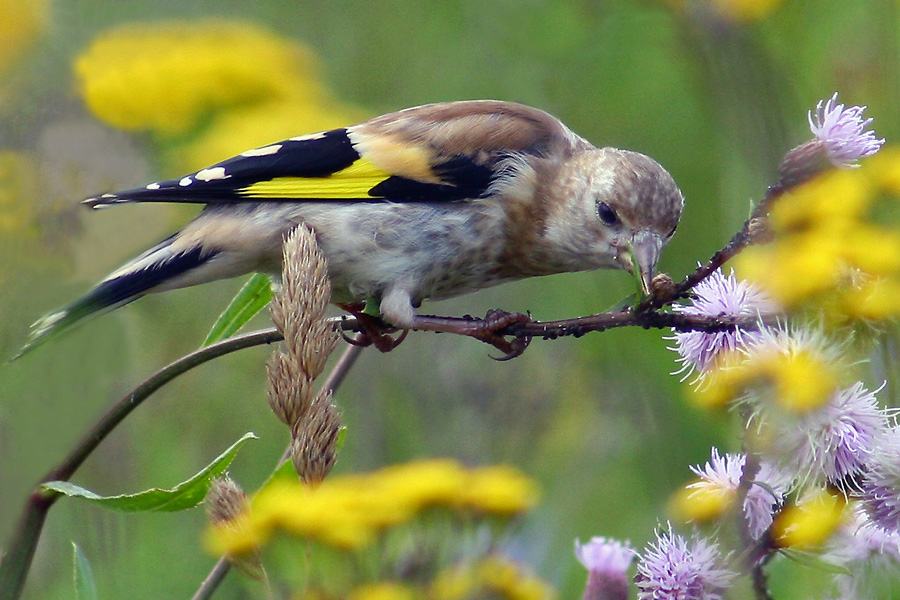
575 537 636 600
669 269 774 380
808 92 884 168
772 382 888 488
860 426 900 534
689 448 791 540
635 528 735 600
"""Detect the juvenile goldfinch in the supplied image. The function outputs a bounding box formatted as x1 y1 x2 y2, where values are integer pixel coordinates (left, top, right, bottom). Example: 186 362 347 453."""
22 100 683 354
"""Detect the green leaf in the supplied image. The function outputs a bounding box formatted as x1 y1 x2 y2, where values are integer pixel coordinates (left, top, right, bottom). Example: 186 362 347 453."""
203 274 272 346
779 548 852 575
72 543 98 600
41 432 257 512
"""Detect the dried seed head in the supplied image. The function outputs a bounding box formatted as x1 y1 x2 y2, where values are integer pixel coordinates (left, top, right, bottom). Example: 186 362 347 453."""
205 476 249 525
266 351 313 427
290 389 342 485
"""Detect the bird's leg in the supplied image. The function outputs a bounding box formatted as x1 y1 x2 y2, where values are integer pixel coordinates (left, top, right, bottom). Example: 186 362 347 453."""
411 309 533 360
336 302 408 352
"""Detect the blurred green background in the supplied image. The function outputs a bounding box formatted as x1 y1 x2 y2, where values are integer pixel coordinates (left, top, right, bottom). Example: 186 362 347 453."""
1 0 897 598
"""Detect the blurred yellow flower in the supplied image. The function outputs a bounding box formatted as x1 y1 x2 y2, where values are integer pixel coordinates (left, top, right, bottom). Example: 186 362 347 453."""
74 20 351 138
206 460 539 556
668 479 733 524
430 556 555 600
772 488 847 548
348 582 416 600
738 162 900 325
0 0 47 75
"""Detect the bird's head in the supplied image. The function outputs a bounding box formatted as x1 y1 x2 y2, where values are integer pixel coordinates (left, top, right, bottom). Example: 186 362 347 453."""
542 147 684 294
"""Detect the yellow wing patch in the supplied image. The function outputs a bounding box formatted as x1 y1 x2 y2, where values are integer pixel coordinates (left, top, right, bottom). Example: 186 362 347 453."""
350 132 442 184
239 158 393 199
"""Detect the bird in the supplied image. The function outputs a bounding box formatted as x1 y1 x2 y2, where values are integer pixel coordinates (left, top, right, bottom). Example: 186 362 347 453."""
20 100 684 356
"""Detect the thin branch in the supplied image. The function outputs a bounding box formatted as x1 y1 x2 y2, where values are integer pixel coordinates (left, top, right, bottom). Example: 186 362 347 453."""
0 327 285 600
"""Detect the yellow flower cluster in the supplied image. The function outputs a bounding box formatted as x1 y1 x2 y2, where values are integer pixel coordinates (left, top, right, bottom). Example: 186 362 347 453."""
74 20 360 170
0 0 47 76
299 557 555 600
772 488 847 549
693 333 838 413
207 459 539 555
737 149 900 325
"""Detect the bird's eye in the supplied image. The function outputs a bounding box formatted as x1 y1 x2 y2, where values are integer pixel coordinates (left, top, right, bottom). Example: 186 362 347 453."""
597 202 619 226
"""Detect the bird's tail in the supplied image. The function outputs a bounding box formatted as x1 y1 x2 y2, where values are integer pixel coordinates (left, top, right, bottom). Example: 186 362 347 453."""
15 235 212 359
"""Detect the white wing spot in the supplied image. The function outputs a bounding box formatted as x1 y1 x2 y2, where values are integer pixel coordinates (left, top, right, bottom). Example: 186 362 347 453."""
240 144 283 157
195 167 230 182
179 177 193 187
101 193 117 198
146 182 161 190
289 132 327 142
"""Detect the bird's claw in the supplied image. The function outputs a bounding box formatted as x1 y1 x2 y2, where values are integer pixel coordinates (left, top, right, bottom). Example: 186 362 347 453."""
339 307 409 352
472 309 533 360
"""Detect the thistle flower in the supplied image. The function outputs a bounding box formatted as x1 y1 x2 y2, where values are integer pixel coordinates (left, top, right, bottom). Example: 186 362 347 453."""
575 537 635 600
809 93 885 168
860 426 900 534
770 382 888 488
669 269 774 381
685 448 790 539
634 528 735 600
779 93 884 186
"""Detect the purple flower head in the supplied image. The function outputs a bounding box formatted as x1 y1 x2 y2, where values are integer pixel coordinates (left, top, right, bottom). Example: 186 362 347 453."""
689 448 791 539
825 507 900 599
635 528 736 600
772 382 888 488
670 269 774 381
860 426 900 534
575 537 636 600
809 92 884 168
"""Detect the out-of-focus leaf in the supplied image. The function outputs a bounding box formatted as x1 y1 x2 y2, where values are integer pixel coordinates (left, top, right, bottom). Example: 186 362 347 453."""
780 548 852 575
41 433 257 512
72 542 98 600
203 273 272 346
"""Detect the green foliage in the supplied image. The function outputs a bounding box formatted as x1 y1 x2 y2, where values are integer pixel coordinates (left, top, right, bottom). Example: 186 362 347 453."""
202 274 273 346
40 433 256 512
71 543 98 600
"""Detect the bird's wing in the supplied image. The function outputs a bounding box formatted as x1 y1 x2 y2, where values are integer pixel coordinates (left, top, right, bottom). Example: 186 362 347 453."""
85 100 591 208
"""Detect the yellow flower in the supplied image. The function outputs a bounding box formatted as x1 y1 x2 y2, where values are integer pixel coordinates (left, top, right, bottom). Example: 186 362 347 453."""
772 488 847 548
75 20 329 135
839 276 900 320
206 460 539 556
0 0 47 75
766 348 838 413
455 465 540 514
348 582 416 600
669 479 734 524
431 557 556 600
862 144 900 195
770 169 873 234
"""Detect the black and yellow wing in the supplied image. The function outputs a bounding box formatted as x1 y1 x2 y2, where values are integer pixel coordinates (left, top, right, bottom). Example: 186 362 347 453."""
84 100 591 208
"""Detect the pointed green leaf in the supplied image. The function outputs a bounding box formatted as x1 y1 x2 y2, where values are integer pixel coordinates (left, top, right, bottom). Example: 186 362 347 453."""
203 274 272 346
72 543 98 600
779 548 852 575
41 432 257 512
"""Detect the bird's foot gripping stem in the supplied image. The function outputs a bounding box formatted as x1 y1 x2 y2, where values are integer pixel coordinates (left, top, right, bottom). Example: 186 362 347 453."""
411 309 533 360
337 303 408 352
339 303 532 358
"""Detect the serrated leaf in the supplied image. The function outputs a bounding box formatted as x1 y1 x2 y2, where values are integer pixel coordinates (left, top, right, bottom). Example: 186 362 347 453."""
779 548 852 575
72 542 98 600
41 432 257 512
203 274 272 346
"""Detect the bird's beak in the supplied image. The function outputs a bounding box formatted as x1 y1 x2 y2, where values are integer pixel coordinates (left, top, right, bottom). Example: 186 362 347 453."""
618 230 663 296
